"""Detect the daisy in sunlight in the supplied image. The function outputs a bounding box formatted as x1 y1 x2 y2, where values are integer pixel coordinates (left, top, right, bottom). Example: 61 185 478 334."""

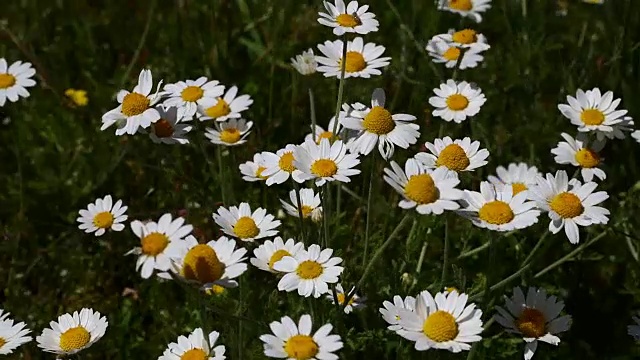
204 118 252 146
433 29 490 51
316 37 391 78
162 77 224 119
429 80 486 123
291 49 318 75
415 136 489 173
251 237 305 273
488 163 541 196
274 244 343 298
294 138 361 186
426 39 485 69
36 308 107 356
147 106 192 145
0 59 36 107
551 132 606 182
437 0 492 23
260 314 343 359
77 194 128 236
239 152 269 182
280 188 323 221
317 0 379 35
326 284 366 314
159 328 226 360
0 310 31 355
262 144 307 186
198 85 253 122
213 202 280 242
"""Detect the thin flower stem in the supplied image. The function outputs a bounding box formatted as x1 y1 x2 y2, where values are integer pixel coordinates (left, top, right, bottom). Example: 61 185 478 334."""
450 48 468 81
440 214 450 287
320 186 330 248
457 241 491 259
520 230 549 267
362 156 377 267
198 291 209 335
292 180 306 243
119 0 157 90
309 88 317 140
330 35 348 141
216 146 228 205
534 230 609 278
469 264 532 302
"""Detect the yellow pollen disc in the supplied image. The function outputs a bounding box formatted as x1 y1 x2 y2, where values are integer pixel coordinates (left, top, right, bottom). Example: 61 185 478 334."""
256 166 268 179
92 211 114 229
183 244 225 284
452 29 478 44
59 326 91 351
436 144 470 171
141 232 169 256
363 106 395 135
449 0 473 11
575 148 600 168
336 13 359 27
478 200 515 225
279 152 296 173
516 308 547 338
423 310 459 342
0 337 6 349
446 287 459 293
210 284 226 295
340 51 367 73
153 118 175 138
301 205 314 218
268 249 291 269
311 159 338 177
580 109 605 126
284 335 319 360
180 348 208 360
443 47 461 61
296 260 323 279
316 131 335 144
233 216 260 239
180 86 204 102
219 128 241 143
121 93 150 117
0 73 16 89
550 192 584 218
205 98 231 118
337 293 355 305
446 94 469 111
404 174 440 204
512 183 528 195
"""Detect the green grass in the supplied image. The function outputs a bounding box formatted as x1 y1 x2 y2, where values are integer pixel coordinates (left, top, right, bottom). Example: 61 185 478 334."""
2 0 640 358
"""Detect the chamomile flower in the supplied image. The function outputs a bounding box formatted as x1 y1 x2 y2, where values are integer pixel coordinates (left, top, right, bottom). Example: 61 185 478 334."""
326 284 365 314
280 188 323 221
459 182 540 231
415 136 490 173
628 315 640 341
262 144 307 186
204 118 252 146
342 88 420 159
487 163 541 196
529 170 609 244
198 86 253 122
77 194 128 237
239 153 269 182
101 69 163 135
397 290 483 353
0 59 36 106
127 213 193 279
316 37 391 79
557 88 633 140
260 314 343 359
212 202 281 242
162 77 224 119
429 80 486 123
164 235 248 289
294 138 361 186
437 0 492 23
379 295 416 331
305 115 344 145
495 287 572 360
251 237 305 273
148 106 193 145
159 328 226 360
317 0 379 35
291 49 318 75
426 39 484 69
274 244 344 298
551 133 606 182
0 311 32 355
433 29 490 51
36 308 108 356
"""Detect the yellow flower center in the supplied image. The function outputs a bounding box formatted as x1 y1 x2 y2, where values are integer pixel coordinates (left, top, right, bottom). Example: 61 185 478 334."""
301 205 314 218
550 192 584 218
219 128 241 144
512 183 528 195
153 118 174 138
205 98 231 118
316 131 335 144
279 152 296 173
423 310 459 342
449 0 473 11
336 293 355 305
516 308 547 338
311 159 338 177
336 13 360 27
580 109 605 126
340 51 367 73
92 211 114 229
452 29 478 44
268 249 291 269
180 348 208 360
404 174 440 204
284 335 319 360
446 94 469 111
0 73 16 89
436 144 470 171
121 93 150 117
0 337 6 349
183 244 225 284
256 166 268 179
141 232 169 256
575 148 600 168
443 47 461 61
478 200 515 225
233 216 260 239
363 106 395 135
296 260 323 279
181 86 204 102
59 326 91 352
445 287 459 293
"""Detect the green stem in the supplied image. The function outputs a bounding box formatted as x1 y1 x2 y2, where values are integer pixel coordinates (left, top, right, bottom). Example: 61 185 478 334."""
320 186 330 248
118 0 157 90
216 146 228 205
469 264 532 302
534 230 609 278
292 180 306 243
440 214 450 287
521 230 549 267
362 156 377 267
330 35 348 141
309 88 317 140
457 241 491 259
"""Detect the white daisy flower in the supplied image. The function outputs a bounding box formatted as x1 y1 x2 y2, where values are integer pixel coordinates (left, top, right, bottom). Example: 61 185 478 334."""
557 88 634 140
458 181 540 231
260 314 343 360
162 77 224 119
305 115 345 145
529 170 609 244
0 59 36 106
343 88 420 159
274 244 344 298
415 136 490 173
487 163 541 196
551 132 606 182
204 118 253 146
280 188 323 221
632 130 640 144
291 49 318 75
261 144 307 186
159 328 226 360
433 29 490 51
294 138 361 186
0 310 32 355
397 290 483 353
437 0 492 23
380 295 417 331
127 213 193 279
147 106 193 145
628 315 640 341
212 202 281 242
429 80 486 123
164 235 248 289
101 69 163 135
317 0 379 36
316 37 391 79
36 308 108 356
495 287 572 360
250 237 305 273
326 284 366 314
239 152 269 182
426 39 484 69
77 194 128 237
198 86 253 122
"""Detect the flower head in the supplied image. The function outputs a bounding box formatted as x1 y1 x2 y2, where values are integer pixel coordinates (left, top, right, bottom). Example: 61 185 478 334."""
239 152 269 182
251 237 305 273
427 39 485 69
262 144 307 186
380 295 417 331
415 136 489 173
437 0 492 23
274 244 343 298
204 118 253 146
317 0 379 35
294 138 361 186
159 328 226 360
280 188 323 221
36 308 108 356
198 86 253 122
291 49 318 75
0 310 32 355
429 80 486 123
0 59 36 106
147 106 193 144
162 77 225 119
316 37 391 78
433 29 490 51
77 194 128 236
213 202 280 242
551 132 606 182
260 314 343 359
326 284 366 314
487 163 541 196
